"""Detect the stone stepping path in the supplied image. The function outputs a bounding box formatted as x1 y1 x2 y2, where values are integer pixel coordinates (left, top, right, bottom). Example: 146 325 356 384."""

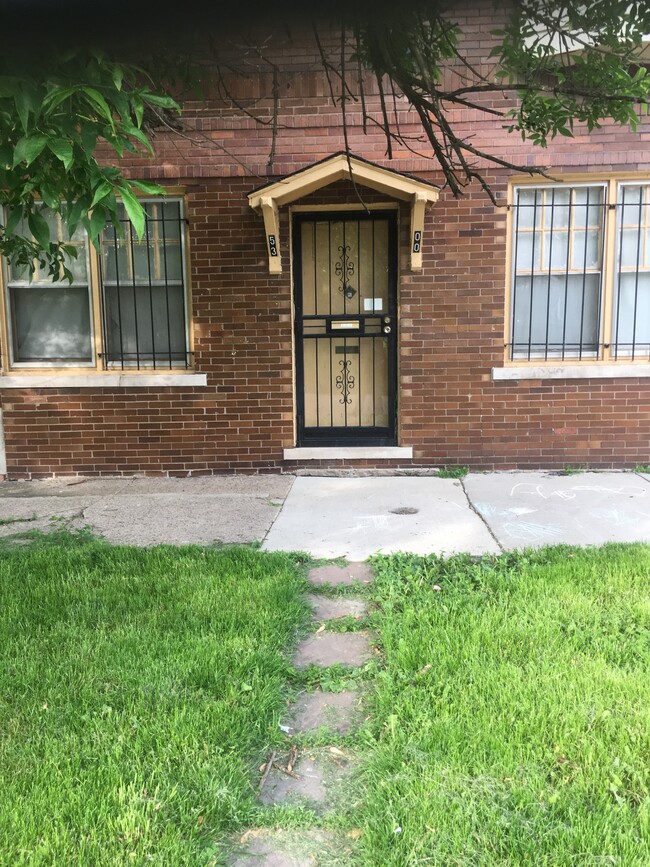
258 747 353 812
306 593 367 621
293 631 373 669
229 829 350 867
229 561 374 865
283 690 362 736
307 562 374 586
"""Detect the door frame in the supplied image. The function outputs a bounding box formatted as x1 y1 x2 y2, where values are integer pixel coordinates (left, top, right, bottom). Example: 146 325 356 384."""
292 208 399 447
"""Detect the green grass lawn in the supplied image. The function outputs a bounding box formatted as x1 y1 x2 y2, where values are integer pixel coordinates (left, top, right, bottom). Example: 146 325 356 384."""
2 535 649 866
361 545 650 866
0 535 308 866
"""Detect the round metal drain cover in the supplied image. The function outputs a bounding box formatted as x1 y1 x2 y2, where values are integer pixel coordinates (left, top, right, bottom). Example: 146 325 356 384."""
390 507 419 515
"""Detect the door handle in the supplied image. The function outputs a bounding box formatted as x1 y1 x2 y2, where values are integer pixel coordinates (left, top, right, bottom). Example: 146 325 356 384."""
383 325 391 334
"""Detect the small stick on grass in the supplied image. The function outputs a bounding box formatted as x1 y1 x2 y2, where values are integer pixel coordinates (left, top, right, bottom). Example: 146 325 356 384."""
286 744 298 774
258 750 276 792
271 762 301 780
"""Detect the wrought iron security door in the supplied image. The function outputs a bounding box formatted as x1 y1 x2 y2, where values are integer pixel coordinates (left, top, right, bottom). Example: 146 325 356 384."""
294 211 397 446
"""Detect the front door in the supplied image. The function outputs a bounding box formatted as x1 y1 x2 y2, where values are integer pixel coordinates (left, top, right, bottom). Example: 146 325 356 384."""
294 211 397 446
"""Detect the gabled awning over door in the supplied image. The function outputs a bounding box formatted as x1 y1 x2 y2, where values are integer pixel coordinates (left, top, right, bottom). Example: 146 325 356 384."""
247 152 439 274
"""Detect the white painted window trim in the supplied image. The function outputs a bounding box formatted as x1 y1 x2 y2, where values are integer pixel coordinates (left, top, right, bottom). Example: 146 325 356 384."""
0 373 207 388
493 364 650 381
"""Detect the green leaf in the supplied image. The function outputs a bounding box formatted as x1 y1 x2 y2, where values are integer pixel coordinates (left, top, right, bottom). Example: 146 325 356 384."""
91 180 113 208
81 87 113 123
80 124 98 154
28 210 51 249
130 179 165 196
40 182 59 210
143 93 179 110
89 204 107 240
118 183 145 239
123 124 153 153
112 64 124 91
13 135 48 167
47 138 74 170
5 207 23 237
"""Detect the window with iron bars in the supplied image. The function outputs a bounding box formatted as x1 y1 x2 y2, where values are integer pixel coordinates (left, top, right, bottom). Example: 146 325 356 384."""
1 198 192 371
508 180 650 363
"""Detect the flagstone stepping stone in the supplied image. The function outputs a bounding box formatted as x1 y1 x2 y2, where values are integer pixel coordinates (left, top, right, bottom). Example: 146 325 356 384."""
305 593 368 621
308 562 374 587
284 690 363 736
258 749 352 812
293 631 373 669
228 829 352 867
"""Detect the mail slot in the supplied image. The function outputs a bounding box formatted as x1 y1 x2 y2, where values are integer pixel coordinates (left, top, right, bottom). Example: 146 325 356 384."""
328 319 364 334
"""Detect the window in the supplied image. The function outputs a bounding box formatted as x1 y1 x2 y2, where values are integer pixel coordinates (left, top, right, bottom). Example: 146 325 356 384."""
508 179 650 364
2 198 191 371
6 211 93 365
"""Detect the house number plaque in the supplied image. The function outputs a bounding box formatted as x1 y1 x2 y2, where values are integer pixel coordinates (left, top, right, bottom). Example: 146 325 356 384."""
412 230 422 253
268 234 278 256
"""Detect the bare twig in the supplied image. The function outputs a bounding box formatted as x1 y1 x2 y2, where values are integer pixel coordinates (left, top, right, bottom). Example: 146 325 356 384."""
258 750 276 792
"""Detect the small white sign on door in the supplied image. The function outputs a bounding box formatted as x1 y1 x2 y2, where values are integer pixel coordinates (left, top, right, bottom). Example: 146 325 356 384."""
363 298 383 312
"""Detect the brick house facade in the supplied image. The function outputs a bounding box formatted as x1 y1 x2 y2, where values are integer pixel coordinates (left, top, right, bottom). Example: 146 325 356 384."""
2 3 650 477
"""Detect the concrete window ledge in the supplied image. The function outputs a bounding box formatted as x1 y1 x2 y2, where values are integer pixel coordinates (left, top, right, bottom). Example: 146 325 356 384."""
284 446 413 460
492 364 650 381
0 373 208 388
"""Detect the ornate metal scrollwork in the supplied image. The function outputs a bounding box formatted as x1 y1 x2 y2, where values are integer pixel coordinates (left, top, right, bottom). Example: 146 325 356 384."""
335 244 356 299
335 358 355 404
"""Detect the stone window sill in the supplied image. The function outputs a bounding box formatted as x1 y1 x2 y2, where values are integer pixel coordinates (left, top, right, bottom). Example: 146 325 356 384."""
492 364 650 381
284 446 413 460
0 373 207 388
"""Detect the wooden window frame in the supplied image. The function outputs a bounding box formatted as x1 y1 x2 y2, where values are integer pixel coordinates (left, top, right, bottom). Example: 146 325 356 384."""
504 173 650 368
0 189 196 376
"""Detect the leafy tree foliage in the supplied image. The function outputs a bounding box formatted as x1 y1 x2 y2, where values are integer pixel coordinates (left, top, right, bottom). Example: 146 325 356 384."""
0 50 177 280
2 0 650 274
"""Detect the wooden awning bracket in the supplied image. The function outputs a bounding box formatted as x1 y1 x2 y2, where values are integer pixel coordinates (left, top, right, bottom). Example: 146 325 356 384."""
248 152 439 275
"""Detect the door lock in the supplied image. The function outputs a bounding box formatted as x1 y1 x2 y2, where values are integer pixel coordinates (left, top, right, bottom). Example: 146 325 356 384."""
383 316 391 324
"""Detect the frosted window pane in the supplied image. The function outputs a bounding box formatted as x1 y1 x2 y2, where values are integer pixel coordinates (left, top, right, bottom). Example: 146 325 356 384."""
512 275 599 353
572 230 601 270
104 285 186 361
550 189 571 228
613 273 650 350
620 186 643 226
620 228 642 268
542 230 569 270
515 232 540 272
11 286 92 362
516 190 538 229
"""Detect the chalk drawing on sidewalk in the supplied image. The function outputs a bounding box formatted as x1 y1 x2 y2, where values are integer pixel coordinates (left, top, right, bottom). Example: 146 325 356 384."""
502 521 564 542
510 483 647 500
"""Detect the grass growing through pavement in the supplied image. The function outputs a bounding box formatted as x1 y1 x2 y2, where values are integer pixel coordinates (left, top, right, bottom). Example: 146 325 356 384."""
361 545 650 866
0 533 309 866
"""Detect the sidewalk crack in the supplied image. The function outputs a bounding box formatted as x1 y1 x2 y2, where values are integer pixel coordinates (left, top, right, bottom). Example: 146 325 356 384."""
260 474 297 546
459 477 503 553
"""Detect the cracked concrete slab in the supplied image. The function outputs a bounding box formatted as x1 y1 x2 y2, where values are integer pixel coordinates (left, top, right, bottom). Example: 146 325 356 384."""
305 594 368 620
263 476 500 558
293 631 374 669
464 471 650 549
0 476 293 546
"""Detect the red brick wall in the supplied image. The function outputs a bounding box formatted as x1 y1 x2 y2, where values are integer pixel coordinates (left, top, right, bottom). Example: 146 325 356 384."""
3 3 650 477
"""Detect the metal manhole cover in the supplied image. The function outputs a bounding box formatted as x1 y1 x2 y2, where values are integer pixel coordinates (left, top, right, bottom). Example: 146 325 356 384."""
390 507 419 515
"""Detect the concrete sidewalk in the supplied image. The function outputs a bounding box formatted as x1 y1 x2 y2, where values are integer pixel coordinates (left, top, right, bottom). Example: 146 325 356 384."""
1 471 650 554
